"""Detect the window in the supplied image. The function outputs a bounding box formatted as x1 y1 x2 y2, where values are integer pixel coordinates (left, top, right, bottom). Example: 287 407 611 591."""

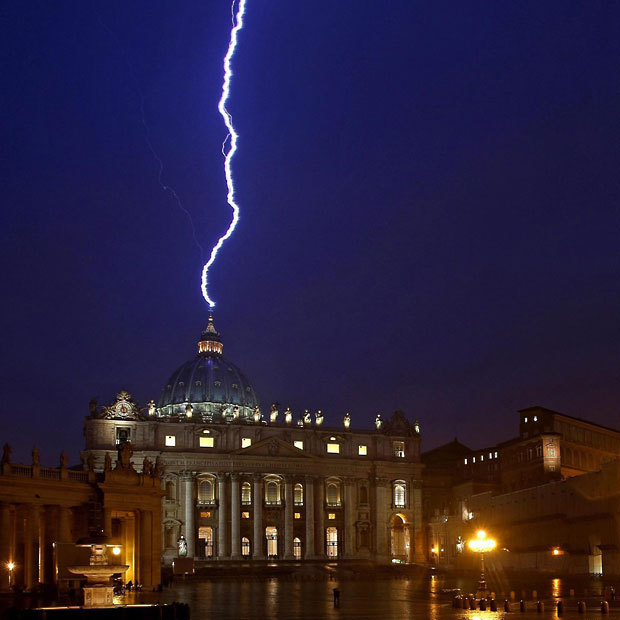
165 481 175 500
327 443 340 454
472 457 476 463
294 440 304 450
116 427 130 445
265 479 281 504
294 512 301 519
393 442 405 458
293 537 302 560
294 483 303 505
488 452 493 459
548 447 556 457
480 454 484 461
326 482 340 506
200 511 211 518
241 437 252 448
524 417 528 423
464 458 468 465
494 451 498 458
241 537 251 557
266 526 278 558
198 480 214 504
358 445 368 456
199 436 214 448
165 435 176 447
533 416 538 422
359 485 368 504
328 513 336 520
393 482 406 508
242 511 250 519
326 527 338 558
241 482 252 504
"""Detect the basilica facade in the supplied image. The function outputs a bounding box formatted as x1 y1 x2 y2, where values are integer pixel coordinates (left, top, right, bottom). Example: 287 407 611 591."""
82 316 425 565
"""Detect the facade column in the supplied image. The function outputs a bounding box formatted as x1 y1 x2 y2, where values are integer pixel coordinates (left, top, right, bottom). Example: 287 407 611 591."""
230 474 241 559
315 478 325 558
217 474 228 558
304 477 315 559
252 475 265 559
412 480 425 562
344 478 356 558
284 476 294 559
181 474 195 558
103 506 113 538
0 503 11 589
23 504 38 589
374 478 389 562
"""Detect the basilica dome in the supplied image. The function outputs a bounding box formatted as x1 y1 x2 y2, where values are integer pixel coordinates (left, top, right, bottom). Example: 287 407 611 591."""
157 315 259 419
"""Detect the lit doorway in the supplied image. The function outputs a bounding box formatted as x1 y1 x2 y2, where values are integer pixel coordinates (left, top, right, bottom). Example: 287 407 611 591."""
326 527 338 558
390 514 409 561
266 526 278 558
293 537 302 560
241 537 251 558
198 526 214 558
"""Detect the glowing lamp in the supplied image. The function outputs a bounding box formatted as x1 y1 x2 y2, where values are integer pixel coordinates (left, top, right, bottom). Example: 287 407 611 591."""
468 530 496 554
7 562 14 571
112 547 121 556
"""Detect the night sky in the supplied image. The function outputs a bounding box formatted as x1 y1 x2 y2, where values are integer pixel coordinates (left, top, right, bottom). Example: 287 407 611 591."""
2 1 619 464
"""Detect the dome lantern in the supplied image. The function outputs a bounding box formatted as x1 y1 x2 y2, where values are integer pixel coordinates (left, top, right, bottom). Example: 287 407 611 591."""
198 313 223 355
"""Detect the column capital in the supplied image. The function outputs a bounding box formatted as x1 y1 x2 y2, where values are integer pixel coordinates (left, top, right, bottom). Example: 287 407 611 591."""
253 473 264 483
230 472 240 482
217 471 230 480
304 475 316 484
375 477 390 487
343 476 358 486
180 472 195 482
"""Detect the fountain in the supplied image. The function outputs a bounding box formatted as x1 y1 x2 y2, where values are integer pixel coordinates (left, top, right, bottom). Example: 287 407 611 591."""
68 532 129 607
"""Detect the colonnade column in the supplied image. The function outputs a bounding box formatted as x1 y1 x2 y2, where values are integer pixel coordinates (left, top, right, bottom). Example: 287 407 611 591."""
58 506 72 543
181 474 195 558
412 480 425 562
304 477 315 559
217 474 228 558
284 476 294 559
315 478 325 558
344 478 356 558
23 504 39 589
374 478 389 562
230 474 241 559
0 502 11 588
139 509 153 586
252 475 265 559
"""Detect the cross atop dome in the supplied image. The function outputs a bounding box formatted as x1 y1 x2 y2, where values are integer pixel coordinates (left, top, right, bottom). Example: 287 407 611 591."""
198 312 223 355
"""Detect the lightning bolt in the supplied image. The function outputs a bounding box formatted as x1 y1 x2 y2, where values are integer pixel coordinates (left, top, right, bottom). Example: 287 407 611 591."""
201 0 247 308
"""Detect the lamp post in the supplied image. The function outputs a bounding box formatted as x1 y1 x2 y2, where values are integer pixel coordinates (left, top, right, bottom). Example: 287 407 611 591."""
468 530 496 599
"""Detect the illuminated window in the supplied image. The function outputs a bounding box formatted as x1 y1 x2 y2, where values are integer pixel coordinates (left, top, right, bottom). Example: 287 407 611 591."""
464 458 468 465
326 482 341 506
294 440 304 450
548 447 555 456
533 416 538 422
393 482 406 508
242 512 250 519
488 452 493 459
472 457 476 463
328 513 336 520
480 454 484 461
200 436 214 448
393 442 405 458
242 537 251 557
115 427 130 445
198 480 214 504
200 511 211 518
293 537 302 560
265 478 281 504
524 417 528 423
241 482 252 504
358 445 367 456
294 512 301 519
241 437 252 448
294 483 303 505
494 451 498 458
327 443 340 454
165 435 176 447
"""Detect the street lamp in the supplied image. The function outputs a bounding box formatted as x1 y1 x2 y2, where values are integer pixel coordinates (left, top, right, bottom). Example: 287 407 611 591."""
7 562 14 589
468 530 496 598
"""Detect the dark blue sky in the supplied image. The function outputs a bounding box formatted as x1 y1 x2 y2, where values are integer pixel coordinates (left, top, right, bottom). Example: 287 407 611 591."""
2 1 619 463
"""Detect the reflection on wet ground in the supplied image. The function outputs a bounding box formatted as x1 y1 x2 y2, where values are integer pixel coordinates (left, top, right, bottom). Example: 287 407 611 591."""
3 570 620 619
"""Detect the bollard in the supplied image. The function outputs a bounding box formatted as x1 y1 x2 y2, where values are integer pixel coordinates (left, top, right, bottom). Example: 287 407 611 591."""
490 599 497 612
557 600 564 615
511 591 516 600
532 589 537 600
469 597 475 610
504 600 511 612
479 598 487 611
578 600 586 614
520 599 526 612
491 591 495 599
601 601 609 614
537 600 544 613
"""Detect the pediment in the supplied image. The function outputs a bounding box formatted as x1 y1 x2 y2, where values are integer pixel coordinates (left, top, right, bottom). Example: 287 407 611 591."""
233 436 313 459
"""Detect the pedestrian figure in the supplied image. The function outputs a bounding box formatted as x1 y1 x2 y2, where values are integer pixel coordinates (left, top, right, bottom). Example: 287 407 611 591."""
333 588 340 607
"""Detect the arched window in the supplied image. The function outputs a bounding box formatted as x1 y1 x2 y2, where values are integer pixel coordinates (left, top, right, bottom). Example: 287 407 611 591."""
165 481 175 500
265 479 281 504
293 537 302 560
359 485 368 505
326 482 340 506
241 537 251 557
294 483 304 505
393 482 406 508
198 479 214 504
241 482 252 505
